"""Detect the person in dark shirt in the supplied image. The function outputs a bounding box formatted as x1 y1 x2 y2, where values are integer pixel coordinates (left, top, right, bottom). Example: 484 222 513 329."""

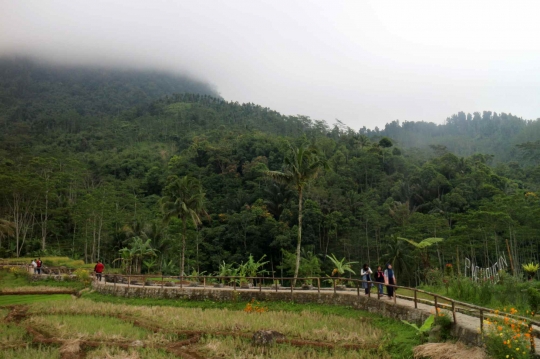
375 265 385 297
384 264 397 299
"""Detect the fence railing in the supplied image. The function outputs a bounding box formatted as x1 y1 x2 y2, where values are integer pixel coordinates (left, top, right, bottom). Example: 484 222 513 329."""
94 272 538 349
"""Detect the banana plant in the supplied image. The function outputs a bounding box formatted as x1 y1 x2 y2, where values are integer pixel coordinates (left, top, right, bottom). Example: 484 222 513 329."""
326 253 358 285
402 315 434 342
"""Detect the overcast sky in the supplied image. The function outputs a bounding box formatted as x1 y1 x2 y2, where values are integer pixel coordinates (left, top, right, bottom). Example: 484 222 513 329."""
1 0 539 129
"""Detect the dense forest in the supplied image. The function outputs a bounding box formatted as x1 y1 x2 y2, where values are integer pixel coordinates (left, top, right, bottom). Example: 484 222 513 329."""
1 59 539 286
370 112 540 165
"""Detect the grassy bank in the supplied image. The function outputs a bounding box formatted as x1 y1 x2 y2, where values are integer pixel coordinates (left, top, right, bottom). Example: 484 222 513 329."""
0 270 87 291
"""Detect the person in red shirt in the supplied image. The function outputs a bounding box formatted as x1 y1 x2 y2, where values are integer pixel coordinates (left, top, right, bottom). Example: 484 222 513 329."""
94 260 105 281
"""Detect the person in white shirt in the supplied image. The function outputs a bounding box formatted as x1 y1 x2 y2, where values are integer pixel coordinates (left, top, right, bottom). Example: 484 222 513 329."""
361 264 373 295
31 259 37 274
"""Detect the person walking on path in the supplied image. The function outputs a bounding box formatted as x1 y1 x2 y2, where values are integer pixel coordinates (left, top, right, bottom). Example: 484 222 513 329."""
361 264 372 295
31 259 37 274
94 260 104 281
375 265 385 297
36 258 42 274
384 264 396 299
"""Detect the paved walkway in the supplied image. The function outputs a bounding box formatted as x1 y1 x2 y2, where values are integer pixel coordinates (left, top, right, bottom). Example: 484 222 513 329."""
95 280 539 355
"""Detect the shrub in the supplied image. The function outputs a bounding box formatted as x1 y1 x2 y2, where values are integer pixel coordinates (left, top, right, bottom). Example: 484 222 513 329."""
483 310 533 359
73 268 90 283
478 280 494 305
527 287 540 314
448 276 477 301
434 310 453 340
425 268 443 286
9 266 28 278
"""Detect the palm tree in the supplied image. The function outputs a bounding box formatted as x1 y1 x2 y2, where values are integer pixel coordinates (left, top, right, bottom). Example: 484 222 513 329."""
161 175 207 276
266 142 327 285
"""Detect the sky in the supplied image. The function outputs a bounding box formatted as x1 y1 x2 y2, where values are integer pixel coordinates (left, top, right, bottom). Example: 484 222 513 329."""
1 0 539 130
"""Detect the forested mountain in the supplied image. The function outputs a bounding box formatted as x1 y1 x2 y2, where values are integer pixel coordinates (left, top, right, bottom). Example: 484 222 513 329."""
1 62 539 287
367 111 540 165
0 57 219 120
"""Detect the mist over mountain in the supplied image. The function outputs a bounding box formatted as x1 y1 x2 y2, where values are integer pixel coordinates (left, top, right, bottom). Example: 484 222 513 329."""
2 57 539 168
366 111 540 165
0 57 219 120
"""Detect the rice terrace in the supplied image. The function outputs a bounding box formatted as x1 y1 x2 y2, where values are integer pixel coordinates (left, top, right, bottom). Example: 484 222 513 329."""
1 258 539 359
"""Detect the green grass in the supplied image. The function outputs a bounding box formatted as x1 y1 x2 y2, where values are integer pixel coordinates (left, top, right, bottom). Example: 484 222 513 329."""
0 294 72 306
0 347 60 359
397 288 452 305
0 323 28 343
83 292 421 359
0 345 60 359
0 271 86 291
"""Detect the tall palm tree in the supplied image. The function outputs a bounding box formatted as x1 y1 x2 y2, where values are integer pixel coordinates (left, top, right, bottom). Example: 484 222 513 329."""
161 175 207 276
266 142 327 285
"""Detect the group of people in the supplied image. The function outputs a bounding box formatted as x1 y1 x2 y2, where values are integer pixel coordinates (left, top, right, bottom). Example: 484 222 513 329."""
360 263 397 299
30 258 43 274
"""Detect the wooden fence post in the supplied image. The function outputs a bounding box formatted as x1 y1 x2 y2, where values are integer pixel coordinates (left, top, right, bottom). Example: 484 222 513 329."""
414 290 417 309
480 309 484 332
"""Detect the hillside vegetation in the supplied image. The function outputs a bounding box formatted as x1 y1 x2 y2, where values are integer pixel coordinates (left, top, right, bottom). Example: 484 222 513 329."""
0 60 539 288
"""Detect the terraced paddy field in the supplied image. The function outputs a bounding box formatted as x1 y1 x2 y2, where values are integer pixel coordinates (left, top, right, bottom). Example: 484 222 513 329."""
0 294 422 359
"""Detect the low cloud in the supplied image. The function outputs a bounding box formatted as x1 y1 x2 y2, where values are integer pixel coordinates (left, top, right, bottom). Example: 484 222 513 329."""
2 0 540 129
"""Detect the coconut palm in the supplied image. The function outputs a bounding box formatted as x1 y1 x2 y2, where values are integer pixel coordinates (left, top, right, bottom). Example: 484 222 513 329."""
161 175 207 276
266 142 327 285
